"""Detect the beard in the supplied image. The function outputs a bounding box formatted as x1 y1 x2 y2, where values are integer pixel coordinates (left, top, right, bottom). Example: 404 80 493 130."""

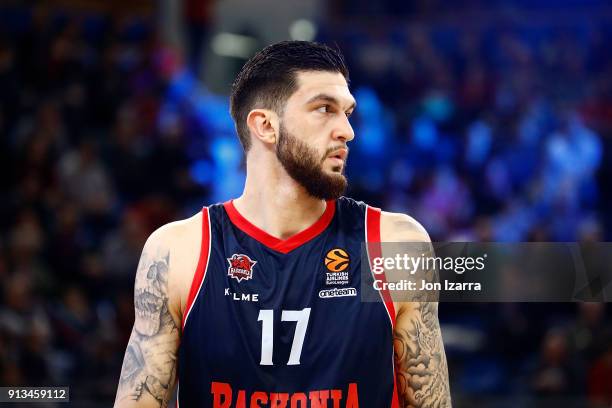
276 123 348 200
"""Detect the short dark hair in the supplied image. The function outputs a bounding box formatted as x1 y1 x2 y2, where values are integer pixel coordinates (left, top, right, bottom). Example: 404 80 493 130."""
230 41 349 151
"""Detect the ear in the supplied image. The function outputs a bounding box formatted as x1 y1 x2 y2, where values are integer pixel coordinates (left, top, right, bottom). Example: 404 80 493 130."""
246 109 278 146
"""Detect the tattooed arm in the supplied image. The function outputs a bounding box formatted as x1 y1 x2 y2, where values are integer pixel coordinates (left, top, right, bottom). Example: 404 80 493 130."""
114 229 181 408
394 301 451 407
381 212 452 407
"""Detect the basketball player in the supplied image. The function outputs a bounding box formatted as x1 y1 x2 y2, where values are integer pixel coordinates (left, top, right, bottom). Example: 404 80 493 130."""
114 41 451 407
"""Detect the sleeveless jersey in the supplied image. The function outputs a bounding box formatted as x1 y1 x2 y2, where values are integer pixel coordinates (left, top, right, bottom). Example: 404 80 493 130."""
177 197 399 408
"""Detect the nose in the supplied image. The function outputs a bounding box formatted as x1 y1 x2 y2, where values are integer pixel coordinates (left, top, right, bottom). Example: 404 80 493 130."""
331 115 355 143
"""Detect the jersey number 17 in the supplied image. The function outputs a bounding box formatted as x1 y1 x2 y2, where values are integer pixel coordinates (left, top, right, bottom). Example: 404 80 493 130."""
257 308 311 366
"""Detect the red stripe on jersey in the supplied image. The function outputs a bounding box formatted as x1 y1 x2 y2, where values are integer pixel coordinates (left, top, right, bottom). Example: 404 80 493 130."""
365 206 396 327
365 206 400 408
223 200 336 254
182 207 212 331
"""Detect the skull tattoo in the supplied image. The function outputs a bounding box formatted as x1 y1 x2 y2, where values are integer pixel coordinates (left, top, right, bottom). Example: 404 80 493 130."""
134 254 170 336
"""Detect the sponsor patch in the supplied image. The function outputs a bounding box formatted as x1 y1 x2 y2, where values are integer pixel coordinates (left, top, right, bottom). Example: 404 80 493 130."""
319 287 357 298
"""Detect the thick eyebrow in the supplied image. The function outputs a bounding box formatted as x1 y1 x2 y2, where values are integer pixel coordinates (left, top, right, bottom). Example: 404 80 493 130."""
305 93 356 112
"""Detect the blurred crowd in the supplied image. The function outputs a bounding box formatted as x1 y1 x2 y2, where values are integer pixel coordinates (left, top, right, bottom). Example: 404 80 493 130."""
0 3 610 407
327 20 610 242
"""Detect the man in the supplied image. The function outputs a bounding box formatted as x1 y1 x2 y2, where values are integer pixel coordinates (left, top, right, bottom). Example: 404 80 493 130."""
114 41 451 407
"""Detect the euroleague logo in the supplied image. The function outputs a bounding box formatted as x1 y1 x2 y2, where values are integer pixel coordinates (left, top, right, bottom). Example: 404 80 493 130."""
324 248 350 286
227 254 257 283
325 248 350 272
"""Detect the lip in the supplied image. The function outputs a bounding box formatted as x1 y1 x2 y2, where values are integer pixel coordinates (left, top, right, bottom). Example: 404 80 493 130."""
328 148 348 161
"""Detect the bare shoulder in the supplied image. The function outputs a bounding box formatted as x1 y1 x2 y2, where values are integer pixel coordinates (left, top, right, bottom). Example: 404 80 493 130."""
151 210 203 245
380 210 430 242
143 210 204 321
379 211 434 315
144 210 203 280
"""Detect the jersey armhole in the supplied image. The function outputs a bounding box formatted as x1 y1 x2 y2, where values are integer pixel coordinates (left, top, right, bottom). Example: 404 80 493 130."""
181 207 212 331
365 205 401 408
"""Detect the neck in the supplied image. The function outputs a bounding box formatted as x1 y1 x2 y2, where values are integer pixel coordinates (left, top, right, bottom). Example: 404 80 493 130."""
233 153 328 240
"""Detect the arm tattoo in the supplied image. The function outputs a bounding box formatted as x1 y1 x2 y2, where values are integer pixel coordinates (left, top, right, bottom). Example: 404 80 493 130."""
388 219 451 407
394 302 451 407
115 251 179 407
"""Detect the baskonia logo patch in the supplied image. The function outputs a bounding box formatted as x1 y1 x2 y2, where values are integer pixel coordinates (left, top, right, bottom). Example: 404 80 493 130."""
227 254 257 283
324 248 350 285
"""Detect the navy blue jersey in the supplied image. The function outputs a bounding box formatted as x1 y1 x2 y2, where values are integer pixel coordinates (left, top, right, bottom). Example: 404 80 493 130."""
177 197 399 408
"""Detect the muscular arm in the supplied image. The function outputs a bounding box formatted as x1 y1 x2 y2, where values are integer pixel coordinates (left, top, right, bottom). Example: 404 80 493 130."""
394 301 451 407
380 212 452 407
114 233 180 408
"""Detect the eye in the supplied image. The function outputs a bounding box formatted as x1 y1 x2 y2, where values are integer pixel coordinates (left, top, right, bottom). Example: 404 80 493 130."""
316 105 332 114
345 110 353 118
